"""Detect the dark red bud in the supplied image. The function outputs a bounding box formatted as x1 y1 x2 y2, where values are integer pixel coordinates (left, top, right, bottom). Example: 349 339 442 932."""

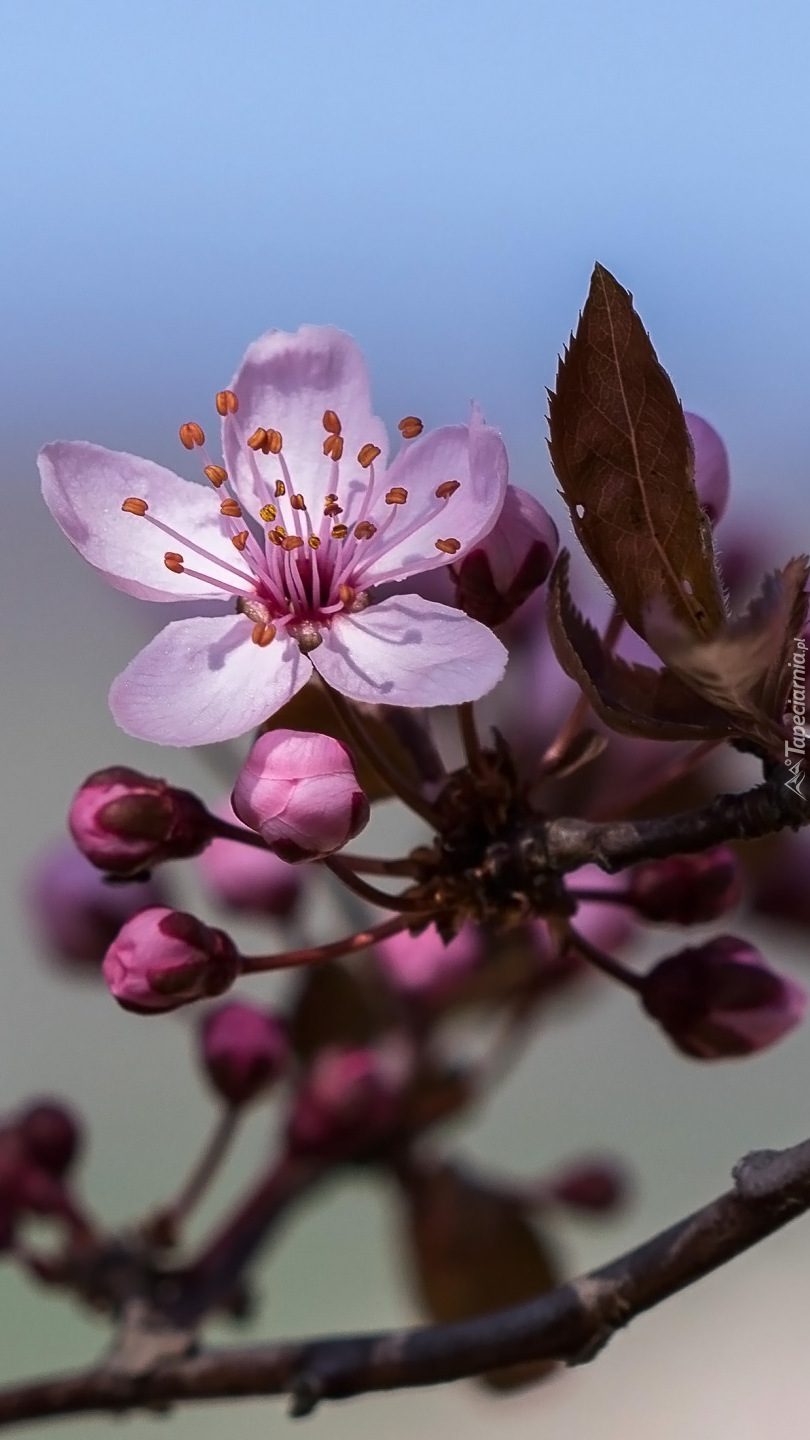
629 848 743 925
69 767 213 876
17 1100 83 1178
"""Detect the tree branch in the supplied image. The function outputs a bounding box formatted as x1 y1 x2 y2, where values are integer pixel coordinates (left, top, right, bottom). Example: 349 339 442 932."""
3 1134 810 1429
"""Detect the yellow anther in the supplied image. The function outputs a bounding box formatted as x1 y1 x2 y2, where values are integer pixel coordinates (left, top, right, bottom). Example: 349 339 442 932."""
354 520 377 541
164 551 184 573
204 465 228 488
357 443 381 469
435 537 461 555
435 480 460 500
179 421 205 450
259 503 277 522
339 583 356 606
216 389 239 416
322 409 342 435
220 498 242 518
122 497 148 516
282 535 304 551
251 621 276 647
290 492 307 511
267 528 282 546
308 535 321 550
273 524 286 538
331 523 349 540
248 427 268 451
231 531 249 551
275 480 286 498
265 429 283 454
385 486 408 505
398 416 423 439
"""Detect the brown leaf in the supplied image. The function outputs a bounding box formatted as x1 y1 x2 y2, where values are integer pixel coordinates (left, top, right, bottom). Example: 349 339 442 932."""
404 1162 560 1391
548 264 726 639
644 556 810 748
546 553 735 742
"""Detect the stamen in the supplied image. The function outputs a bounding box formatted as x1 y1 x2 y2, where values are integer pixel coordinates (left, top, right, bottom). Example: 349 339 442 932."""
398 416 424 439
357 443 381 469
164 551 184 573
179 422 205 450
354 521 377 541
251 622 277 647
248 427 268 451
275 480 286 498
282 535 304 551
323 434 345 460
339 583 356 606
324 499 343 518
322 409 342 435
274 524 287 539
122 497 148 516
216 390 239 416
220 499 242 518
332 524 349 540
385 487 408 505
259 503 277 522
231 531 249 551
290 493 307 511
205 465 228 488
435 537 461 555
265 429 283 454
435 480 460 500
308 535 321 550
267 529 282 547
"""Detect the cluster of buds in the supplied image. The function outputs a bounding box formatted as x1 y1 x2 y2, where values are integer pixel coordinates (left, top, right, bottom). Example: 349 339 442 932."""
0 1100 86 1250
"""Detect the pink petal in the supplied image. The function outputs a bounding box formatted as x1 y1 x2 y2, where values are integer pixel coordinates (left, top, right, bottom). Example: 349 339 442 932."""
357 410 508 587
222 327 389 518
109 615 310 745
39 442 237 603
310 595 507 706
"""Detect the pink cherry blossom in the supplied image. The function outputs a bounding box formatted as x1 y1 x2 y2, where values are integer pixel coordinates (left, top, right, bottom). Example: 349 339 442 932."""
684 412 731 526
102 907 239 1014
39 328 509 746
232 729 369 862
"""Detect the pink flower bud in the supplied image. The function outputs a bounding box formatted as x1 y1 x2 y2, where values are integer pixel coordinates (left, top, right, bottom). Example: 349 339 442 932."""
629 848 743 925
544 1158 629 1213
287 1048 405 1158
199 1002 289 1106
17 1100 83 1178
102 907 240 1014
24 840 170 969
375 922 483 995
69 767 212 876
231 730 370 862
685 412 730 526
454 485 559 627
752 830 810 928
640 936 807 1059
196 804 302 918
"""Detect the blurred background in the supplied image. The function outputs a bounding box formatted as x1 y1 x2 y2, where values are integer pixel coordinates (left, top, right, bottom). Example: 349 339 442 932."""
2 0 810 1434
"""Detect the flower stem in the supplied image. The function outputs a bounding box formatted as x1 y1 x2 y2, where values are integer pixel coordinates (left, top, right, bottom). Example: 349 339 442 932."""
207 816 277 851
458 702 486 774
568 887 633 906
332 852 418 878
322 684 440 826
324 855 430 914
146 1107 242 1244
240 914 410 974
565 925 643 991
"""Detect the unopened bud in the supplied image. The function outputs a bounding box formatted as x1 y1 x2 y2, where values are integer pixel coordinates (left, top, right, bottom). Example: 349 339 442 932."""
287 1048 404 1158
199 1002 289 1106
24 840 170 969
640 936 807 1059
544 1158 629 1213
628 848 742 925
454 485 559 627
17 1100 83 1179
375 922 483 995
232 730 370 862
69 767 212 876
103 907 240 1015
685 412 731 526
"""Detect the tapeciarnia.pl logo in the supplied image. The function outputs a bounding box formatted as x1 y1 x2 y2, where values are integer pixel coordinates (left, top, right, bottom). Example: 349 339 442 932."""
785 636 807 798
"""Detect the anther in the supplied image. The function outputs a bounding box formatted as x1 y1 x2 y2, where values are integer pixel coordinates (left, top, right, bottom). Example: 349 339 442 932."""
164 552 185 573
267 529 282 546
339 584 356 606
251 621 276 647
231 531 249 551
259 503 277 522
398 416 423 439
216 389 239 416
385 487 408 505
331 524 349 540
282 535 304 551
265 429 283 455
324 500 343 518
435 537 461 555
322 409 342 435
435 480 460 500
354 521 377 541
357 443 381 469
122 497 148 516
275 480 286 498
323 434 345 460
274 524 286 538
205 465 228 487
248 427 268 451
220 499 242 518
308 535 321 550
179 422 205 450
290 493 307 511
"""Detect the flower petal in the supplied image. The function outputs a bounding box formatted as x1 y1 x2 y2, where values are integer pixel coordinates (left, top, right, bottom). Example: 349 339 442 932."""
355 409 509 587
109 615 310 745
310 595 507 706
222 326 389 519
39 442 238 603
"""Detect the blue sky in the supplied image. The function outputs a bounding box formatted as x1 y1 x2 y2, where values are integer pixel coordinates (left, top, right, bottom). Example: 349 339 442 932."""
1 0 809 501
